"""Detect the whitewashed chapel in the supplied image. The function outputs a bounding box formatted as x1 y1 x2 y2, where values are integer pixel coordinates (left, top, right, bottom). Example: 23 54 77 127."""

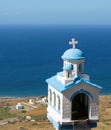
46 38 102 130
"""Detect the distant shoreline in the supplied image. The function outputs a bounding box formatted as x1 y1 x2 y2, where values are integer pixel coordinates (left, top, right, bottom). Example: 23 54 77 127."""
0 93 111 99
0 95 47 100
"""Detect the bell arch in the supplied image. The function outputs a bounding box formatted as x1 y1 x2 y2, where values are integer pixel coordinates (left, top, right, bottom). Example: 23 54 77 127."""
70 89 93 101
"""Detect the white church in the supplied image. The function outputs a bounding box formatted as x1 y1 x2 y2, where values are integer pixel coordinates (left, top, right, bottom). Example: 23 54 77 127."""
46 38 102 130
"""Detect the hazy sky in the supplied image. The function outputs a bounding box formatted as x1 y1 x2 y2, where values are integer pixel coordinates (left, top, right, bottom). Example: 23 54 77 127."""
0 0 111 24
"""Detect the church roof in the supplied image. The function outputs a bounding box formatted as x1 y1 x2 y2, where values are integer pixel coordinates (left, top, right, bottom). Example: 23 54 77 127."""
46 76 102 92
61 48 85 60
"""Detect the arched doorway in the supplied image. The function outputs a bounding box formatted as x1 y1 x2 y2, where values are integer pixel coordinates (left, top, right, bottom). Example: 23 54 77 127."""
71 93 89 120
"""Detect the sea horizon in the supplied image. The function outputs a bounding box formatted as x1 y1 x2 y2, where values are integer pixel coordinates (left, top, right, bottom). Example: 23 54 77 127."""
0 24 111 97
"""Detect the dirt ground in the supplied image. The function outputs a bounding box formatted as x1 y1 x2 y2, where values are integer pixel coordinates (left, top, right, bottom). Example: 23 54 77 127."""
0 97 54 130
0 95 111 130
93 95 111 130
0 120 54 130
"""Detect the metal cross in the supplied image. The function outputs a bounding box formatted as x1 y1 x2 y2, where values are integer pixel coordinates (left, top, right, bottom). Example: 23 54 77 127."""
69 38 78 48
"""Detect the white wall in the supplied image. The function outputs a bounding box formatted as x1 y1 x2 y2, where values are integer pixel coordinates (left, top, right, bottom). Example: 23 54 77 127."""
62 83 100 122
47 84 63 123
47 82 100 124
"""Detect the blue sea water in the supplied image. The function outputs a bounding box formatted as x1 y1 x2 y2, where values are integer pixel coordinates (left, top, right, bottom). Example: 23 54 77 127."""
0 24 111 97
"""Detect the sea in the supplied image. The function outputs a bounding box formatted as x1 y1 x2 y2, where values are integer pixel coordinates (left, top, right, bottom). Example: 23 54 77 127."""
0 24 111 97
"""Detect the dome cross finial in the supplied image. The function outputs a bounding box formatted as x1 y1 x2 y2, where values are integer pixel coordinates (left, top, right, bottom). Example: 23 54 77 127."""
69 38 78 48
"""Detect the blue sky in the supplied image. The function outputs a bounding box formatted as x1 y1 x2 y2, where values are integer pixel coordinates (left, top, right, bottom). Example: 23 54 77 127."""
0 0 111 24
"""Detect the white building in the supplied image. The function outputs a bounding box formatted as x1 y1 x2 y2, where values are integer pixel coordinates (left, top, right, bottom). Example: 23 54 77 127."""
46 38 102 130
16 102 24 110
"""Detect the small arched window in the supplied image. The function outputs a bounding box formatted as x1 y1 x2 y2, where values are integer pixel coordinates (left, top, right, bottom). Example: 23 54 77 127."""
48 89 52 103
57 95 61 111
68 72 70 78
79 63 82 73
53 92 56 107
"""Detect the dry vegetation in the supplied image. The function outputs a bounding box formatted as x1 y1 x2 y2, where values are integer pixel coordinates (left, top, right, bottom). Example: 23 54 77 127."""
0 95 111 130
93 95 111 130
0 97 54 130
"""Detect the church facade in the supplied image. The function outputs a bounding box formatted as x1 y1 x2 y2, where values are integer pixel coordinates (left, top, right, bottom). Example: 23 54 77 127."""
46 38 102 130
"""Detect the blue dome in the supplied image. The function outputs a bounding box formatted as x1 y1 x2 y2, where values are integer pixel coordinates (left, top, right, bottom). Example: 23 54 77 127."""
61 48 85 60
63 64 73 71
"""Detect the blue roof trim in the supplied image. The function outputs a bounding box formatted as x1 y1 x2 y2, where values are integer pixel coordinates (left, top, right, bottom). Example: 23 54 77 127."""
70 89 93 101
81 79 102 89
46 76 66 92
46 76 102 92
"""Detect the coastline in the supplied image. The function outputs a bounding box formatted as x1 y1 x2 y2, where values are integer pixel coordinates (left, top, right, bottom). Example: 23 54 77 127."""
0 95 47 106
0 94 110 101
0 93 110 98
0 95 47 99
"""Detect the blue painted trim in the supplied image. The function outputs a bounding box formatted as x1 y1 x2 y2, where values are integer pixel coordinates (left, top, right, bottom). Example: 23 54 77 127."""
47 113 97 129
60 124 73 129
88 123 97 128
47 114 59 129
46 76 102 93
70 89 93 101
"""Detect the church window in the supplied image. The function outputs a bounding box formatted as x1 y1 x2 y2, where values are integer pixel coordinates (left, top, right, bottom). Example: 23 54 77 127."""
68 72 70 78
53 92 56 107
49 89 52 103
57 95 61 111
79 63 82 73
